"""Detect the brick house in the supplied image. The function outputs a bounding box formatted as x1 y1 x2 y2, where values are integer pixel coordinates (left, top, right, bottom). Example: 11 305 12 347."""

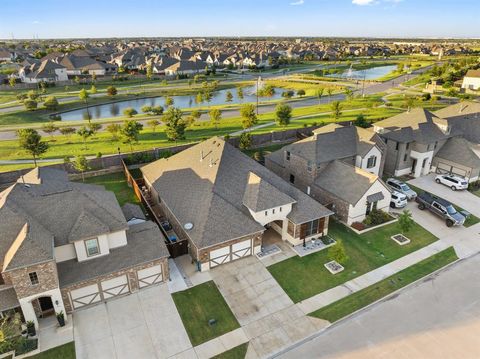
266 124 392 225
141 137 332 271
0 168 169 328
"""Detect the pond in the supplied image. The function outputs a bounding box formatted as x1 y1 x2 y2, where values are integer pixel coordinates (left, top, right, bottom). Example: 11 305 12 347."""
58 85 286 121
327 65 397 80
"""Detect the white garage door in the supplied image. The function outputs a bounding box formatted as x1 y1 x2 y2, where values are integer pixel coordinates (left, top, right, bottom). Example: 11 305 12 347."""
100 275 130 299
437 162 468 177
209 246 231 268
70 284 101 309
137 265 163 288
232 239 252 260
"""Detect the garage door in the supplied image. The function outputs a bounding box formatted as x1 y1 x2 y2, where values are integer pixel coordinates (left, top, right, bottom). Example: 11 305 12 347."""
70 284 101 309
209 246 231 268
232 239 252 260
100 275 130 299
437 162 468 177
137 265 163 288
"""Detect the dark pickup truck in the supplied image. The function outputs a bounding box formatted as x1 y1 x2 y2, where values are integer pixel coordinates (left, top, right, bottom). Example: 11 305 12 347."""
415 192 466 227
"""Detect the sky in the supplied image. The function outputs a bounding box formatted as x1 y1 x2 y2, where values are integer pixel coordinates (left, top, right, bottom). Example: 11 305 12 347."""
0 0 479 39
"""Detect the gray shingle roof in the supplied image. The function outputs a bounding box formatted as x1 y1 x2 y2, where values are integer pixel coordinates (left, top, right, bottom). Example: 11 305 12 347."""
0 286 20 311
57 221 168 287
122 203 146 221
313 160 384 205
0 168 127 271
243 172 295 212
141 137 332 249
435 137 480 169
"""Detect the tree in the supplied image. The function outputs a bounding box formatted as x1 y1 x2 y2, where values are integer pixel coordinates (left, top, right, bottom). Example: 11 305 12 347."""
191 109 202 120
330 100 342 119
240 103 257 129
225 91 233 102
59 126 76 141
345 87 354 100
354 114 370 128
41 122 58 140
73 155 89 182
239 132 252 150
106 123 121 140
79 88 89 103
328 240 348 264
88 122 102 136
141 105 153 114
120 120 144 151
17 128 48 166
91 72 97 83
74 75 81 84
151 105 164 115
316 87 325 105
398 209 414 234
76 126 93 149
237 86 244 99
0 314 23 354
163 107 186 142
209 108 222 129
297 89 306 97
165 96 174 107
195 92 203 104
147 119 160 132
326 88 333 97
24 99 37 111
8 77 16 87
146 63 153 80
90 85 97 94
123 107 138 118
43 96 59 111
406 96 416 111
107 86 117 96
275 103 292 127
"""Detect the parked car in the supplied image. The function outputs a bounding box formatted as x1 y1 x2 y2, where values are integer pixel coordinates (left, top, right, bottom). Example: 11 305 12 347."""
385 178 417 200
415 192 466 227
390 191 407 208
435 174 468 191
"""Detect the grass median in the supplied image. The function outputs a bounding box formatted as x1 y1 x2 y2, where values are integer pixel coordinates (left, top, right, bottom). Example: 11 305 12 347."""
309 246 458 322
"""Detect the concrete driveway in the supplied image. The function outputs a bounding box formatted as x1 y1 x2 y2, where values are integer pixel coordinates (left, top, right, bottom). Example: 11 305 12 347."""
279 253 480 359
408 174 480 217
74 284 192 359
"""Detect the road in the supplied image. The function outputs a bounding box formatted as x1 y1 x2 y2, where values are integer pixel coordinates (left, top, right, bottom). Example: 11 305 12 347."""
278 253 480 359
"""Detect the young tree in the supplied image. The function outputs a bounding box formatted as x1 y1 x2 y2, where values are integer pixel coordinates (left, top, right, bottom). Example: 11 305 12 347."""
406 96 416 111
237 86 244 99
240 103 257 129
297 89 306 97
73 155 89 182
354 114 370 128
17 129 49 166
88 122 102 136
165 96 174 107
43 96 59 111
147 119 160 132
74 75 81 85
76 126 93 150
8 77 16 87
106 123 121 140
79 88 89 103
209 108 222 129
275 103 292 127
146 63 153 80
24 99 38 111
330 100 342 120
398 209 414 234
195 92 203 104
191 109 202 121
316 87 325 106
123 107 138 118
107 86 117 96
328 240 348 265
120 120 144 151
90 85 97 94
345 87 354 100
141 105 153 114
239 132 252 150
326 88 333 97
91 71 97 83
41 122 58 140
225 90 233 102
59 126 76 141
163 107 186 142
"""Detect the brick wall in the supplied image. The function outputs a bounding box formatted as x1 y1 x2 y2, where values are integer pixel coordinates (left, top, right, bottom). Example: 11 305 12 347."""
310 184 350 223
3 261 59 299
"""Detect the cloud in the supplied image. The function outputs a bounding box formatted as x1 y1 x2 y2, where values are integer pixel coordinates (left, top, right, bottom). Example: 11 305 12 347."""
290 0 304 5
352 0 402 5
32 20 40 24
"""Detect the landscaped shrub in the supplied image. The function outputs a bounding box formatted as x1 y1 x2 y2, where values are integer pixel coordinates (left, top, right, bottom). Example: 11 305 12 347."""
363 209 392 226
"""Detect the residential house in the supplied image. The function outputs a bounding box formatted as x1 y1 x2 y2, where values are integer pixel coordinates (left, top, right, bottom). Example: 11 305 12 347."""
164 60 207 76
18 60 68 83
141 137 332 271
0 168 169 328
461 70 480 92
266 124 391 225
57 55 117 76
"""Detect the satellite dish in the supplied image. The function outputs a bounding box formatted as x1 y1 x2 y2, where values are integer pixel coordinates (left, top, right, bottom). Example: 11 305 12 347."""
184 222 194 230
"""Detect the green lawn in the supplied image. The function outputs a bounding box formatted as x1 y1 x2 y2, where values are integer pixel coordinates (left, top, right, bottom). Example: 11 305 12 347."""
268 220 438 303
29 342 75 359
80 172 139 206
212 343 248 359
172 281 240 346
310 247 458 322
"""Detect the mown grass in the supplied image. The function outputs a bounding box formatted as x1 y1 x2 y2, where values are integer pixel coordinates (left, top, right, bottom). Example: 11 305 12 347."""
212 343 248 359
29 342 75 359
309 247 457 322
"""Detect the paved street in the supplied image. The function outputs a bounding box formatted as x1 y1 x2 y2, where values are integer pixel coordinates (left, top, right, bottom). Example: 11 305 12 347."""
278 253 480 359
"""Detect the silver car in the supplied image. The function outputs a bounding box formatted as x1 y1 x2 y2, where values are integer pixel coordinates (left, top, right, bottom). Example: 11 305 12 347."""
386 178 417 200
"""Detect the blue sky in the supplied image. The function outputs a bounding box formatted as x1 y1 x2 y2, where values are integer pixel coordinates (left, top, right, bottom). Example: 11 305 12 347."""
0 0 478 39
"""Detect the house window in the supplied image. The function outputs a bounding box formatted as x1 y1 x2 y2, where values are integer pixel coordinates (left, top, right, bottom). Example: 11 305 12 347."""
289 174 295 184
395 142 399 151
279 207 282 212
422 158 427 168
434 141 438 149
366 156 377 169
406 142 410 150
285 151 291 161
29 272 39 286
404 154 408 162
265 211 268 216
302 219 320 237
85 238 100 257
272 209 275 214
